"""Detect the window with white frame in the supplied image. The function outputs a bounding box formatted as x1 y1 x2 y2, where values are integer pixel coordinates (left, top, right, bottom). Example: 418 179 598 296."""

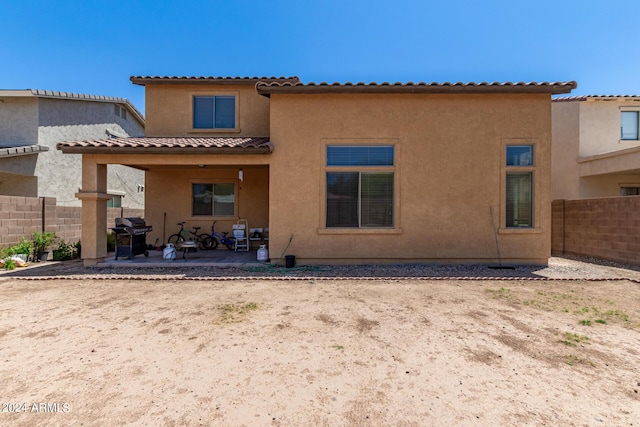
192 183 235 216
506 146 534 228
193 96 236 129
325 146 394 228
621 111 639 140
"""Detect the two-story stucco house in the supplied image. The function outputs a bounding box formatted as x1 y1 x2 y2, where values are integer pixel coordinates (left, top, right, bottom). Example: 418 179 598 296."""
0 89 145 208
552 95 640 200
58 76 575 266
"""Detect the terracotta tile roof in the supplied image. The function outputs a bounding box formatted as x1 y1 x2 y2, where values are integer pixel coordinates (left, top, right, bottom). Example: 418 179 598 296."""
256 81 577 96
130 76 300 86
57 137 272 154
553 95 640 102
0 144 49 158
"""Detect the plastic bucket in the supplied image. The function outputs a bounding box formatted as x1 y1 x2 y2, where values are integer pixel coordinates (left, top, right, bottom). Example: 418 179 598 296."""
285 255 296 268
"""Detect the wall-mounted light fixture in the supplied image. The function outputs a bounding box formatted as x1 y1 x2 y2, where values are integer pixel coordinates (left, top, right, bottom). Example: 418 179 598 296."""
239 168 244 182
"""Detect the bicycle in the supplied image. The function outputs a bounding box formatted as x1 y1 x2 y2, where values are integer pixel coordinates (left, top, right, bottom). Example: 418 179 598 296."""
167 222 212 250
202 220 236 250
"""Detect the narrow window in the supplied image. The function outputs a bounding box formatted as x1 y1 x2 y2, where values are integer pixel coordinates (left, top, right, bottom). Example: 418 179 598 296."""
325 146 394 228
621 111 639 140
505 146 534 228
506 173 533 227
192 183 235 216
193 96 236 129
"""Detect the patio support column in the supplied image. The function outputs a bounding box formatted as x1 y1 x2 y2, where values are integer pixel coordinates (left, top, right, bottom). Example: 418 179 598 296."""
76 156 109 266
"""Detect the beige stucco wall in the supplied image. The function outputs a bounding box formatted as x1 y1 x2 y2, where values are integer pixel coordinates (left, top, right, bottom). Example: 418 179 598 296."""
267 93 552 264
579 100 640 157
144 84 271 137
552 98 640 199
551 101 580 200
144 165 269 245
76 88 556 265
579 174 640 198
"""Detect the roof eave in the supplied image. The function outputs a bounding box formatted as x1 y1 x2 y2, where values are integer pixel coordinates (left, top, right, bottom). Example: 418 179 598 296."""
257 82 577 97
130 76 300 86
57 146 273 155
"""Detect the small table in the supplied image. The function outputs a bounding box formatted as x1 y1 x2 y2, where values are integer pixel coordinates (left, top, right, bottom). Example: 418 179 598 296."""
179 241 198 261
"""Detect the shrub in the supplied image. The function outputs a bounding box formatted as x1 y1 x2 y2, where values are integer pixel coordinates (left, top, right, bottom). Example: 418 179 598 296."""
2 258 17 270
0 238 33 260
106 233 116 252
53 240 78 261
33 231 57 254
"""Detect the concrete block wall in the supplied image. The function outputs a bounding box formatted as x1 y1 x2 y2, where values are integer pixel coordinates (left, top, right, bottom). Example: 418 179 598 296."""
0 195 143 248
552 197 640 265
1 195 44 246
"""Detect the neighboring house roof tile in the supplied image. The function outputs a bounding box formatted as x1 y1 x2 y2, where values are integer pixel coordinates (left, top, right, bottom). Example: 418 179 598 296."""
0 89 145 124
0 144 49 158
553 95 640 102
130 76 300 85
57 137 273 154
256 81 577 96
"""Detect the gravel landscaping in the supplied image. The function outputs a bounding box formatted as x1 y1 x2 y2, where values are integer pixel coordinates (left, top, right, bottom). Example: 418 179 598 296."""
3 255 640 281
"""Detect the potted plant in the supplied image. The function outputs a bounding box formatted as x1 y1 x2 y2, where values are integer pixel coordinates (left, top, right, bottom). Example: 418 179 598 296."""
32 231 57 262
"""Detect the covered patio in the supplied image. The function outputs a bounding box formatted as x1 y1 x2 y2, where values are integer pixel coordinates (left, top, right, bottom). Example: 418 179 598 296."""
57 137 273 266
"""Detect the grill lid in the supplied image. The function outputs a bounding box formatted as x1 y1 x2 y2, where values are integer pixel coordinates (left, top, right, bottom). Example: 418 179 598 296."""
115 217 146 227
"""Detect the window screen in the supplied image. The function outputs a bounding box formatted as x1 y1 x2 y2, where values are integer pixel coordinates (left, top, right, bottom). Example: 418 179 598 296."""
193 96 236 129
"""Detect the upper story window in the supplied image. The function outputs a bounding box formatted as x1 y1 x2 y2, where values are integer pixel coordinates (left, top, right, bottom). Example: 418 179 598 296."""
193 96 236 129
325 146 395 228
114 104 128 120
621 111 639 140
506 146 534 228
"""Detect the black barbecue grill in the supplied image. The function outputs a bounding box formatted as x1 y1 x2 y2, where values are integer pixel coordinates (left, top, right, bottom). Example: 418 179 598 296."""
111 217 153 260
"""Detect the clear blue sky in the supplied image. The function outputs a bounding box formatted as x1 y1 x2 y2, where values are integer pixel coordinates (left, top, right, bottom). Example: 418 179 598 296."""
2 0 639 114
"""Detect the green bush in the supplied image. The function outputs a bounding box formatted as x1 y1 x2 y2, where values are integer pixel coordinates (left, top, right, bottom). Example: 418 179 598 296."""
0 238 33 259
106 233 116 252
2 259 17 270
53 240 78 261
33 231 57 254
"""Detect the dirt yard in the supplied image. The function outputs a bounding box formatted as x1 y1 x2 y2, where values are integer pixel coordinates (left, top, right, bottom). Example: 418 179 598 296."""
0 277 639 426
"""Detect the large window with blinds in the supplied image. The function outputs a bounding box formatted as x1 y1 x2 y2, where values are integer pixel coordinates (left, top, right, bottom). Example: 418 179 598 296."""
505 146 534 228
193 95 236 129
325 146 394 228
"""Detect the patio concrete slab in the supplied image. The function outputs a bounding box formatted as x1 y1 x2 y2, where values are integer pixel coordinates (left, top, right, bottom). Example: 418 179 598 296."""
97 248 269 268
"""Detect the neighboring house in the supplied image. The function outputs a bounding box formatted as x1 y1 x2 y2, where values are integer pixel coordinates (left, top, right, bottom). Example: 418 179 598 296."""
0 89 145 208
57 76 575 266
552 95 640 200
